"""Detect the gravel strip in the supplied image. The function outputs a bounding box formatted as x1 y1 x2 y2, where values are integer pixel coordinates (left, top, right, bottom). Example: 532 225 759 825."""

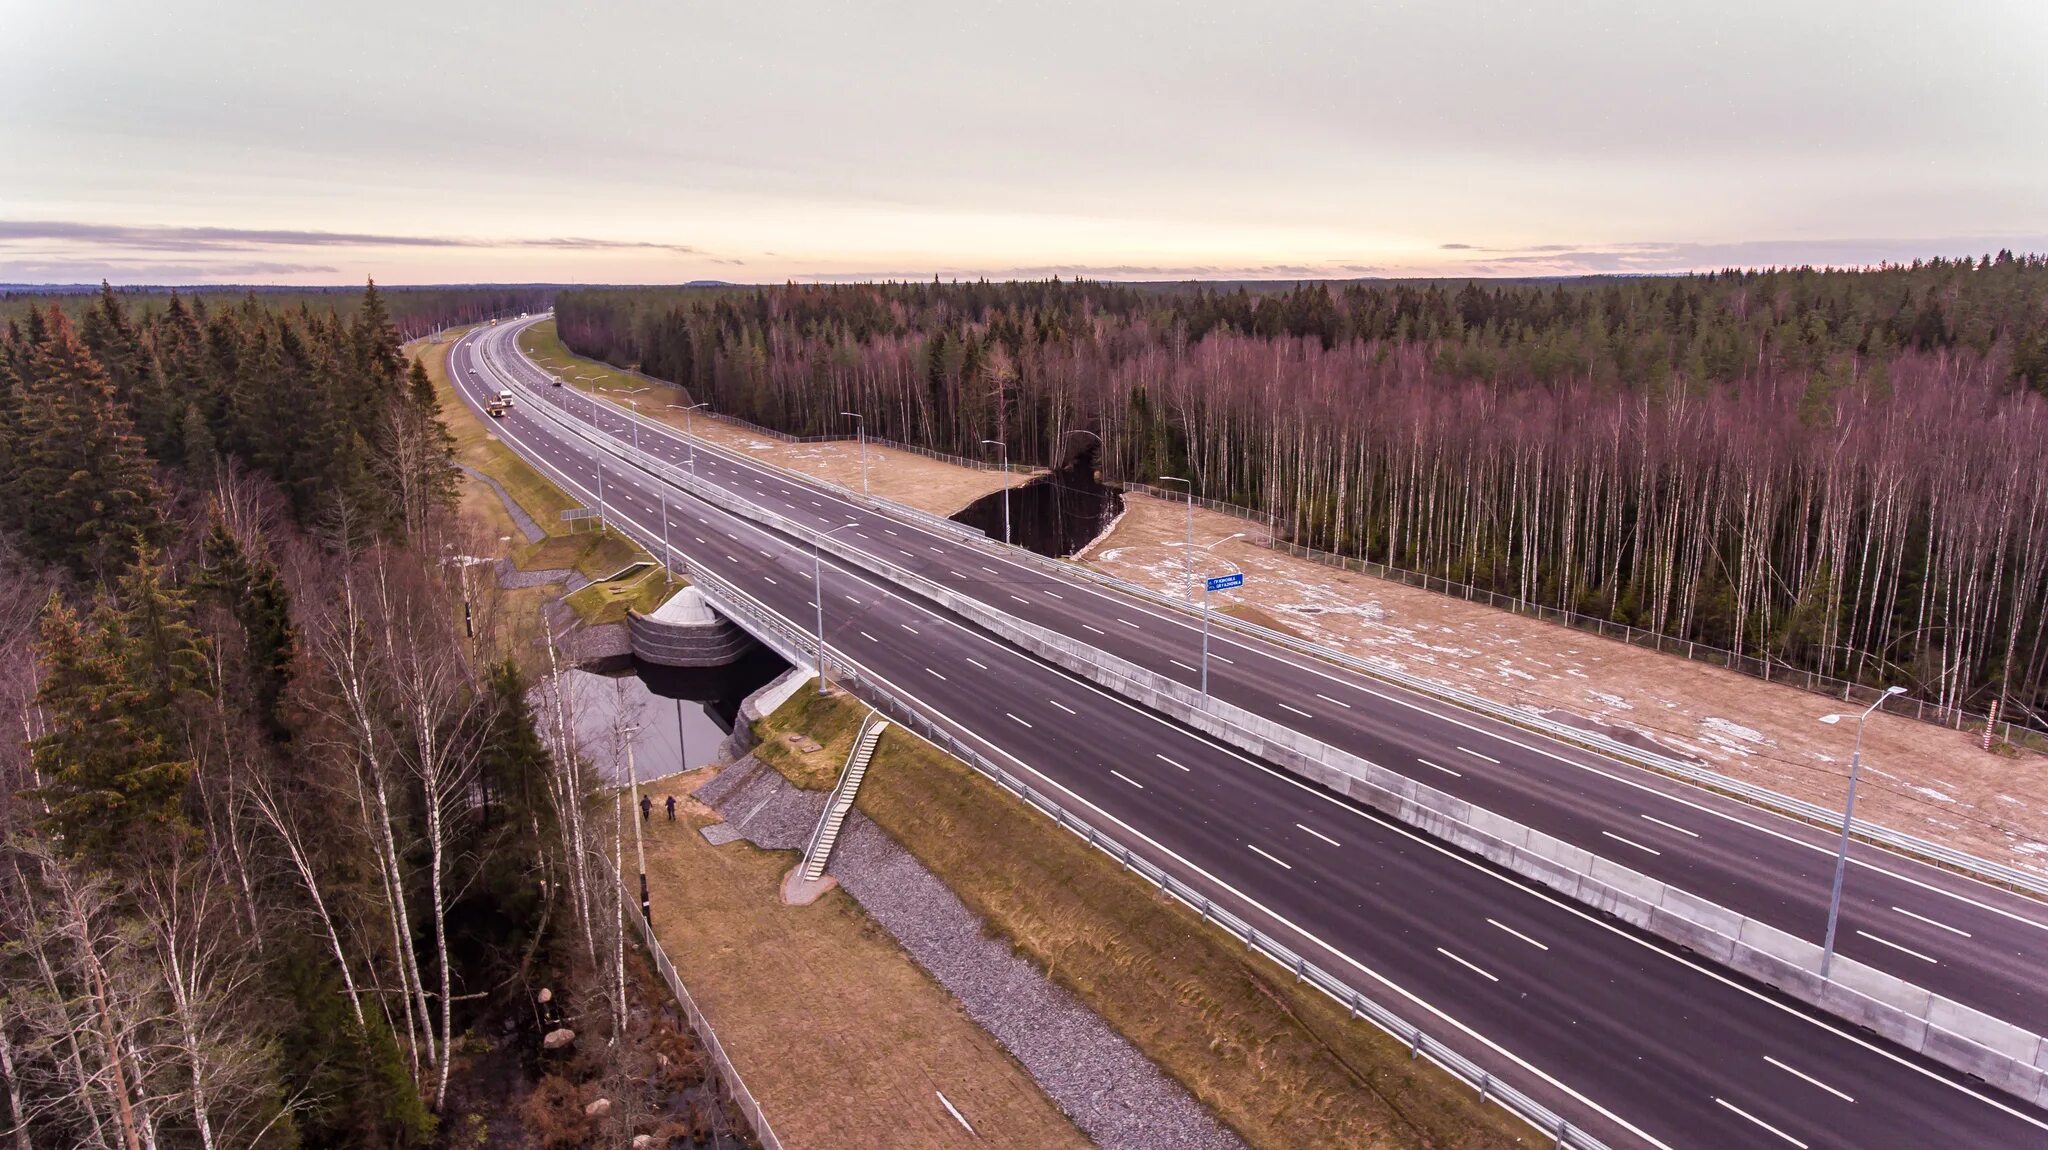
700 758 1243 1150
459 464 546 542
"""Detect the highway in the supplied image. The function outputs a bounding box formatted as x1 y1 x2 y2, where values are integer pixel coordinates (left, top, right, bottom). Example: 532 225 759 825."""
455 318 2048 1148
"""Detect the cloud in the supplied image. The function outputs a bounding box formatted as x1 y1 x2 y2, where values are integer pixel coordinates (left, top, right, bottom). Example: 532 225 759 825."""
1439 243 1475 250
0 258 341 282
0 220 699 255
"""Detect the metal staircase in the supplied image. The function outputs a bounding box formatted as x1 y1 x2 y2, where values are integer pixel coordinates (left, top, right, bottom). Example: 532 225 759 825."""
801 711 889 882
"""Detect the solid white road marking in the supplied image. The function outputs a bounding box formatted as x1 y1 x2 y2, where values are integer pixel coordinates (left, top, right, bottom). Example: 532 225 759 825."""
1157 754 1190 771
1713 1098 1808 1147
1050 700 1077 715
1436 947 1499 982
1418 758 1462 778
1005 712 1032 728
1488 918 1550 951
1279 702 1313 718
1602 830 1662 856
1248 843 1293 870
1855 930 1937 963
1641 814 1699 838
1765 1056 1855 1102
1111 769 1145 789
1892 906 1972 938
1315 693 1353 708
1457 746 1501 764
1296 823 1340 847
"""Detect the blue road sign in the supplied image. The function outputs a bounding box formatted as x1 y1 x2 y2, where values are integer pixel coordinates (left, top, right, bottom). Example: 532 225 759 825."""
1206 573 1245 592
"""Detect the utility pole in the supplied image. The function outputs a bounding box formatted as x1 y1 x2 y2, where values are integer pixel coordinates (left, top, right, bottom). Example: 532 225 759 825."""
842 411 868 498
1160 475 1194 601
1816 685 1905 978
982 439 1011 545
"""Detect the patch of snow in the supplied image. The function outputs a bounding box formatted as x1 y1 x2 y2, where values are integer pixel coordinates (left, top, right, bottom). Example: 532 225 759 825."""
1997 795 2026 807
1909 785 1957 804
2013 842 2048 857
1586 690 1634 711
1700 717 1770 745
1564 668 1591 679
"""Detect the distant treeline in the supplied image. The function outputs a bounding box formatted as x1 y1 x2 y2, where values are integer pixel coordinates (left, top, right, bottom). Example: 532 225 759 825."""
556 257 2048 722
0 282 556 340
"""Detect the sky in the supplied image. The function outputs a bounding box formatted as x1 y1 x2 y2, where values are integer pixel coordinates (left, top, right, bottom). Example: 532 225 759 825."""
3 0 2045 285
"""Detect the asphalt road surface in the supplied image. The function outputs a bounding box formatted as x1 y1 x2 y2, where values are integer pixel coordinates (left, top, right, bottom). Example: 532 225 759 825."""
454 318 2048 1148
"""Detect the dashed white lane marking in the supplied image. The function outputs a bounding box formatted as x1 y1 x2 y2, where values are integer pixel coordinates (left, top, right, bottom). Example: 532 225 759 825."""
1488 918 1550 951
1855 930 1937 963
1314 693 1353 709
845 594 859 603
1296 823 1340 847
860 631 877 642
929 547 946 555
926 667 946 681
1157 754 1190 771
1601 830 1662 856
855 531 870 539
1171 658 1199 672
1044 591 1063 600
1418 758 1462 778
1050 700 1077 715
884 529 899 536
725 554 738 563
1640 814 1699 838
949 570 968 579
899 549 915 558
965 657 988 670
1210 652 1234 664
1713 1098 1807 1147
1435 947 1499 982
1457 746 1501 764
1278 702 1313 718
1082 623 1106 635
1010 594 1030 604
901 624 920 635
1110 769 1144 789
1765 1056 1855 1102
762 577 778 585
1247 843 1293 870
758 550 772 558
1005 712 1032 728
1891 906 1971 938
980 566 999 575
693 536 706 543
1117 618 1141 628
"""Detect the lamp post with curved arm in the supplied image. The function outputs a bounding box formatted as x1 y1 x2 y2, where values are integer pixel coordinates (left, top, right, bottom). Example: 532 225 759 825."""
1816 684 1907 977
982 439 1011 545
1158 475 1194 602
667 402 710 475
841 412 868 498
814 522 862 695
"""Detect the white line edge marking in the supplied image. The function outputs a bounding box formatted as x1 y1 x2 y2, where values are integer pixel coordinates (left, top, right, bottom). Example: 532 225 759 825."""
1854 930 1937 963
1296 823 1340 847
1436 947 1499 982
1640 814 1700 838
1712 1097 1808 1147
1601 830 1662 856
1248 843 1293 870
1111 769 1144 789
1764 1055 1855 1102
1891 906 1971 938
479 322 2044 1144
1488 918 1550 951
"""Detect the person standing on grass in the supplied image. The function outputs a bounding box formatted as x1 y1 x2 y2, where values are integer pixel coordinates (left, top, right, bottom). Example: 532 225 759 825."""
640 793 652 822
665 795 677 821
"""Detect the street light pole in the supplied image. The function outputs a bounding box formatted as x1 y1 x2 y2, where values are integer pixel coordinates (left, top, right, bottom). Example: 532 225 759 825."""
982 439 1011 546
841 412 868 498
813 522 861 695
624 398 641 454
596 462 607 534
1817 685 1907 978
1159 475 1194 602
625 731 650 924
660 493 671 580
670 402 710 475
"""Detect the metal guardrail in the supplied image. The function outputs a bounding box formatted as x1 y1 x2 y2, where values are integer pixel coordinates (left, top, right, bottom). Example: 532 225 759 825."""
681 563 1616 1150
613 864 782 1150
486 326 2048 900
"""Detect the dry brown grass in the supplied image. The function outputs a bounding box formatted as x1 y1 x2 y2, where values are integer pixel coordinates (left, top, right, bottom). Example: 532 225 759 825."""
1089 493 2048 872
640 768 1089 1150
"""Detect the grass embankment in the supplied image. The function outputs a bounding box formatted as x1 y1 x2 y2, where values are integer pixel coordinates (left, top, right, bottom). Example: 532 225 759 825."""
638 770 1089 1149
409 330 669 630
519 317 655 398
744 690 1529 1150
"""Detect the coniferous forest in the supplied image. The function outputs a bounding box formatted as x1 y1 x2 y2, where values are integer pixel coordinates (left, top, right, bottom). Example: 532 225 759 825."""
0 285 682 1146
556 258 2048 729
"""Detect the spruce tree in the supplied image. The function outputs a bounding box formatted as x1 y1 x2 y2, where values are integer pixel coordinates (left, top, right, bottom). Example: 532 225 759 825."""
195 509 296 738
8 309 165 577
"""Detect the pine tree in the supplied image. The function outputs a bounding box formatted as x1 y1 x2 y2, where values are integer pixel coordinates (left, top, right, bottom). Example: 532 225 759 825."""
195 509 296 738
7 309 165 577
